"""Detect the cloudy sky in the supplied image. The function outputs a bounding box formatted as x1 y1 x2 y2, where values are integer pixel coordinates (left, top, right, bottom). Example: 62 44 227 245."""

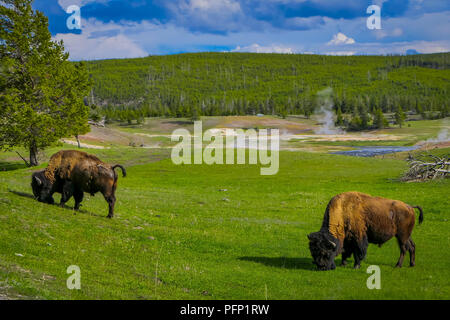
32 0 450 60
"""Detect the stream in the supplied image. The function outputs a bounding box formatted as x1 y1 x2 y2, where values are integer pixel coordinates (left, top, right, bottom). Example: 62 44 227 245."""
332 146 419 157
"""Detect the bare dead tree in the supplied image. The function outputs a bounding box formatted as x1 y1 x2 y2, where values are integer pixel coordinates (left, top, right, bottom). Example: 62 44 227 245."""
402 152 449 181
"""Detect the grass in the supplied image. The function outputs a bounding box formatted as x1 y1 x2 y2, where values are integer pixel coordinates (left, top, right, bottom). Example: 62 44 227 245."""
0 143 449 300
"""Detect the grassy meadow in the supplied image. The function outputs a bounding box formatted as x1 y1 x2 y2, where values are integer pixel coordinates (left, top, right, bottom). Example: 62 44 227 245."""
0 117 449 300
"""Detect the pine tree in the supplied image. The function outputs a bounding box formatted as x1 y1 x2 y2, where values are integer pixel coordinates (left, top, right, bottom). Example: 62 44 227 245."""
394 106 406 128
373 108 389 129
335 106 344 127
190 106 200 122
359 103 370 130
348 106 362 131
0 0 91 166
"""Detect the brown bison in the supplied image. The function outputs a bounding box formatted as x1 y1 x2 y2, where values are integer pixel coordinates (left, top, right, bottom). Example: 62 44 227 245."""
308 192 423 270
31 150 126 218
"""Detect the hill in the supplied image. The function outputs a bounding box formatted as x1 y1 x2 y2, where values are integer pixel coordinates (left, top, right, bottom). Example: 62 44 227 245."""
85 52 450 120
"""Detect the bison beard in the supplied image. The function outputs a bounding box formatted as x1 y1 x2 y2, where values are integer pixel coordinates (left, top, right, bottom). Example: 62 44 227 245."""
308 192 423 270
31 150 126 218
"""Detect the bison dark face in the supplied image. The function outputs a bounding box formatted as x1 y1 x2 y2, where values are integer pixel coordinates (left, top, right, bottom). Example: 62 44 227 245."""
308 232 339 271
31 171 55 204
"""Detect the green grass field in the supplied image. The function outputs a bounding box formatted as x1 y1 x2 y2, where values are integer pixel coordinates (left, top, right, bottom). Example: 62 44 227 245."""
0 139 449 299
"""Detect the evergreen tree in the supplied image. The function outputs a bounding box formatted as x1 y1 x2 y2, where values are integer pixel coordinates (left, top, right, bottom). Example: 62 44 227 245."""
359 103 370 130
373 108 389 129
335 106 344 127
439 104 448 119
348 106 362 131
394 106 406 128
0 0 91 166
190 106 200 122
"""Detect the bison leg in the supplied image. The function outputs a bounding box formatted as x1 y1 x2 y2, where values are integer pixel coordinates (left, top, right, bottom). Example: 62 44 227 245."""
395 238 409 268
341 238 357 266
102 180 118 218
105 195 116 218
60 182 74 208
341 249 351 266
353 236 368 269
341 241 353 266
103 189 116 218
73 189 84 211
407 237 416 267
106 180 118 218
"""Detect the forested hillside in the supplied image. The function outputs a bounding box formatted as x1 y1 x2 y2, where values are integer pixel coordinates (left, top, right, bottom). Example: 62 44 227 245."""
85 52 450 123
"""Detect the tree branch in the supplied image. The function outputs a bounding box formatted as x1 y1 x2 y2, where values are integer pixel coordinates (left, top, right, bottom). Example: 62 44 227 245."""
15 151 30 167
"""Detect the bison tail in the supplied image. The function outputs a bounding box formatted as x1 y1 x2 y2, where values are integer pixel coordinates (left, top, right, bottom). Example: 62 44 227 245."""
412 206 424 224
112 164 127 178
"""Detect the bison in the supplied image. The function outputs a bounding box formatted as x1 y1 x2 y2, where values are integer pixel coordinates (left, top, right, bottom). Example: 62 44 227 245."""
31 150 126 218
307 192 423 270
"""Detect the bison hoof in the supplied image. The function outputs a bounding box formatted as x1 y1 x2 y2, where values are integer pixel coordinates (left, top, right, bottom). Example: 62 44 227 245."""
107 215 113 219
341 260 348 266
395 264 402 268
410 263 415 267
353 265 361 269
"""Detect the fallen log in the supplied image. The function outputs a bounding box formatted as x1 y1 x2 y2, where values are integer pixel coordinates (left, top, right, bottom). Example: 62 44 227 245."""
402 153 449 181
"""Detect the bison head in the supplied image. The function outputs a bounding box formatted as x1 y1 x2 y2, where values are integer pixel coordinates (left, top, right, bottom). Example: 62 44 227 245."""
307 232 339 271
31 170 55 204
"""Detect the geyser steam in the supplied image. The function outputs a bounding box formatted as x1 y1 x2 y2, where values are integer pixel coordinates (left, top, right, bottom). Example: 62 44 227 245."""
314 87 344 135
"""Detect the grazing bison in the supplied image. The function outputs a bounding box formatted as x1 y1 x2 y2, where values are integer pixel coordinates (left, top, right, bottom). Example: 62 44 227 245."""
31 150 126 218
308 192 423 270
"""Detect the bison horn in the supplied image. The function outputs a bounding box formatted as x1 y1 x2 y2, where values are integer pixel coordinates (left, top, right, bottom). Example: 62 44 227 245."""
329 240 336 248
34 176 42 185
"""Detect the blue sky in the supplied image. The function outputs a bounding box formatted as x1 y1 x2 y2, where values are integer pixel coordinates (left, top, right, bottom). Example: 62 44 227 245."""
32 0 450 60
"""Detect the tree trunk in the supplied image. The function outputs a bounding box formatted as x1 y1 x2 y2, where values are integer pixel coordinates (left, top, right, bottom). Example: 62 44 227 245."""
29 142 39 166
76 135 81 148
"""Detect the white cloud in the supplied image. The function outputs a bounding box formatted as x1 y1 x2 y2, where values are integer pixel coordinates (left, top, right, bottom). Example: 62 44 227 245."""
187 0 241 12
54 33 147 60
336 40 450 55
232 43 294 54
57 0 112 10
392 28 403 37
374 27 404 40
53 19 147 60
372 0 389 6
327 32 355 45
168 0 244 33
284 16 325 30
325 51 356 56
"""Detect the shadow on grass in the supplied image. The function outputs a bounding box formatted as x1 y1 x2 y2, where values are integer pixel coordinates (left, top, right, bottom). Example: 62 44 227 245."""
162 120 193 125
7 190 103 218
238 256 316 271
0 162 28 171
8 190 35 200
